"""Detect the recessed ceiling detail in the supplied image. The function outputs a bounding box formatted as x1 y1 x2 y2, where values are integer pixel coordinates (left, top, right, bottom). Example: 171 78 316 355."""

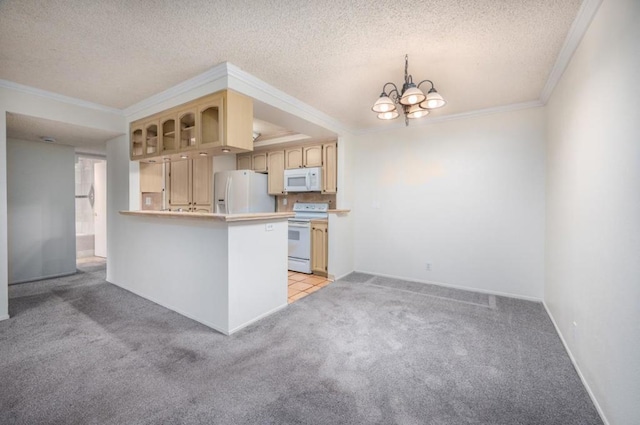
6 113 123 155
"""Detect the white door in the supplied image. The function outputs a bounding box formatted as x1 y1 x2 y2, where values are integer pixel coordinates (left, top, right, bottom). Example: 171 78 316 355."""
94 161 107 258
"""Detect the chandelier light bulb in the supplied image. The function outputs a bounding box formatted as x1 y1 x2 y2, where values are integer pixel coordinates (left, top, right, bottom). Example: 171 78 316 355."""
372 95 396 113
421 89 446 109
377 110 399 120
407 104 430 119
399 86 425 106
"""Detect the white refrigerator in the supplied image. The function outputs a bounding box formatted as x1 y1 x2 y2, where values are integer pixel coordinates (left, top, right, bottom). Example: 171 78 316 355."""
214 170 275 214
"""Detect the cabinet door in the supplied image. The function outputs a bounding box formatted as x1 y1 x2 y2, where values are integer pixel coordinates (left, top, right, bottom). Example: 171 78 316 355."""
322 142 337 194
192 156 212 211
252 152 268 173
144 120 159 157
285 148 303 169
169 159 191 210
140 163 163 193
267 150 285 195
160 115 177 154
304 145 322 167
311 222 328 276
130 124 144 160
237 154 252 170
198 95 223 148
178 109 197 150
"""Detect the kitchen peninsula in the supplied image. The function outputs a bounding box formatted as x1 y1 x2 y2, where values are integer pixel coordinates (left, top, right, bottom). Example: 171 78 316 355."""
118 210 293 335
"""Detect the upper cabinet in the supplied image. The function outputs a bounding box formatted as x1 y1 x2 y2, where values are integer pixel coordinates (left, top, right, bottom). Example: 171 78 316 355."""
304 146 323 167
285 145 323 169
267 151 285 195
130 124 144 160
285 148 303 169
130 90 253 162
241 142 337 195
322 142 337 194
236 153 252 170
178 108 197 150
160 115 177 154
198 95 223 148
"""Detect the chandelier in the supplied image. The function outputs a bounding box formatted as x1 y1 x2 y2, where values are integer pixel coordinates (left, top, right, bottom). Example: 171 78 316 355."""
371 54 446 125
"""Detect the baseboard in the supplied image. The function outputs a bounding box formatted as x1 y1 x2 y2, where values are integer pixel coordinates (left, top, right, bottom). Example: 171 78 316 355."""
354 269 543 302
9 270 77 285
227 303 288 335
543 302 609 425
0 314 9 321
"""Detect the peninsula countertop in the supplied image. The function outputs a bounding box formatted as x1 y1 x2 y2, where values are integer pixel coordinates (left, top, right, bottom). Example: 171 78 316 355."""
119 210 295 222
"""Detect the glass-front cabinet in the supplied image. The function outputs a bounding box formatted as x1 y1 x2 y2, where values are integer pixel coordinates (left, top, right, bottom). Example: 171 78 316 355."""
131 125 144 159
144 121 159 156
198 95 223 148
179 109 197 150
129 90 254 161
160 115 177 154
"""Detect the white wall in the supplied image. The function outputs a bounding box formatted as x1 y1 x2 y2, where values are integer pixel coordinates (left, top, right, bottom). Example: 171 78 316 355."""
0 85 125 319
353 107 546 299
545 0 640 423
7 139 76 283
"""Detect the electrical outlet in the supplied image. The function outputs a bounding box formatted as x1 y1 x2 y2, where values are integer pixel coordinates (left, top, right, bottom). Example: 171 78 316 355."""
265 223 274 232
283 198 287 205
426 263 431 271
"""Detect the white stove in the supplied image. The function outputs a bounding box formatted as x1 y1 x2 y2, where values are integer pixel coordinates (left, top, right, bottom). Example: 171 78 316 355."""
288 202 328 273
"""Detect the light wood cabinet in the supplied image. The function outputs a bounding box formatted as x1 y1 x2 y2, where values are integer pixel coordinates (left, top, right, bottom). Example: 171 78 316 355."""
311 221 328 276
168 158 212 212
267 151 285 195
131 90 253 161
192 157 212 212
169 160 191 210
140 163 163 193
304 146 323 167
178 108 197 150
144 120 160 156
322 142 337 194
198 95 223 149
236 154 252 170
285 148 303 169
160 114 177 154
286 145 324 169
130 124 144 160
252 152 268 173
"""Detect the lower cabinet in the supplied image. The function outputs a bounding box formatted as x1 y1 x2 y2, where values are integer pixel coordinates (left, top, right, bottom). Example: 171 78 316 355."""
311 221 328 276
168 157 212 212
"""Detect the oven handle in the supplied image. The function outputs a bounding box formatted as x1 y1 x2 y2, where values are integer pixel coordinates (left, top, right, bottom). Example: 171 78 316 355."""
288 222 310 228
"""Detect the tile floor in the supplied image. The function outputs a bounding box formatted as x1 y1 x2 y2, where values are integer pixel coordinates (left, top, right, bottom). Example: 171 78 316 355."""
288 271 333 304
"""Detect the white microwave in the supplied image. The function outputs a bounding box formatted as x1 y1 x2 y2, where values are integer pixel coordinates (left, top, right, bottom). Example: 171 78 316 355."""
284 167 322 192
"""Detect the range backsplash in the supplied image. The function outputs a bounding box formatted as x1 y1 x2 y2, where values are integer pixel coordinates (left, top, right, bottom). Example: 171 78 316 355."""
276 193 337 212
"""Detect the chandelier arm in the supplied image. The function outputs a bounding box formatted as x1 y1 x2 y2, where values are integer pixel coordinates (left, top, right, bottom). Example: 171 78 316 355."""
416 80 435 91
382 82 401 103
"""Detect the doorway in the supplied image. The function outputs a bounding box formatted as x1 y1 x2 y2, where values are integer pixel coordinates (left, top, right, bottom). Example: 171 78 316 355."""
75 156 107 264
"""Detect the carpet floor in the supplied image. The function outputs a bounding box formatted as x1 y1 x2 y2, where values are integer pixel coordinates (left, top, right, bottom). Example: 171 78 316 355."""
0 264 603 425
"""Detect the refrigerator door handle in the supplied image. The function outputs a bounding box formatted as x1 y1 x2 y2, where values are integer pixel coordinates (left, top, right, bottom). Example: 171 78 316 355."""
226 177 232 214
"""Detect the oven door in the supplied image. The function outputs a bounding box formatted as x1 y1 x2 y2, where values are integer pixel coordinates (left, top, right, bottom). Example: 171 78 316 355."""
288 220 311 260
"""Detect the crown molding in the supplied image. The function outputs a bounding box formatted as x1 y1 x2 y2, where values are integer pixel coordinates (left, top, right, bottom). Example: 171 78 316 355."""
226 63 353 136
354 100 544 135
540 0 603 103
122 63 229 117
0 79 122 115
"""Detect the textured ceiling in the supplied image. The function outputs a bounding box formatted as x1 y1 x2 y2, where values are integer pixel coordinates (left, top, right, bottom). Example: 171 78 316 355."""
6 113 123 155
0 0 582 130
